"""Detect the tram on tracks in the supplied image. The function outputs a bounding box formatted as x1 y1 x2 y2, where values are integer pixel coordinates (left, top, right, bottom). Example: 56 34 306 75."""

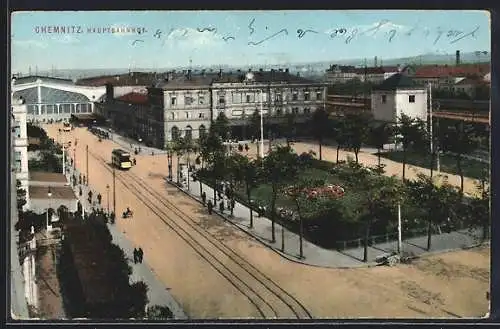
112 148 132 170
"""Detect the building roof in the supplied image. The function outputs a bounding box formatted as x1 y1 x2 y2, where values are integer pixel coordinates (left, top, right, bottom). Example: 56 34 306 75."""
372 73 422 91
71 113 100 121
454 77 482 86
76 71 160 87
30 171 68 183
116 92 149 104
413 63 490 78
13 75 73 85
29 185 76 200
327 65 400 75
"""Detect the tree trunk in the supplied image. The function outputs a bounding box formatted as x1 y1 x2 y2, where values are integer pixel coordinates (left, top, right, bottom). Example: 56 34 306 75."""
270 186 277 242
177 155 181 183
199 180 203 197
336 145 340 163
318 139 323 161
363 220 370 262
246 184 253 228
426 217 433 251
213 180 217 204
296 200 304 259
286 137 290 147
354 149 359 164
377 147 381 167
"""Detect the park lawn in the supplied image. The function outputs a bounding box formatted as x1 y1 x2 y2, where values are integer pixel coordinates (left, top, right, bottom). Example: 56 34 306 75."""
379 151 489 180
234 167 363 220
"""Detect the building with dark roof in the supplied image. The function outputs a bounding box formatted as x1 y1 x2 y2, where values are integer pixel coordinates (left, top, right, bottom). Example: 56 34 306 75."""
370 74 427 123
95 68 327 148
325 65 400 84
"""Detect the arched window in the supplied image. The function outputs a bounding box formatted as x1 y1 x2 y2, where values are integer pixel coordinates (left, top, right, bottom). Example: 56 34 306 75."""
198 124 206 139
171 126 180 141
185 125 193 140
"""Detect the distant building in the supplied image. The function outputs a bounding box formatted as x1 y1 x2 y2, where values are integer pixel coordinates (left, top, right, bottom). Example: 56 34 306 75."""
12 96 30 208
96 69 327 148
324 65 400 84
371 73 428 123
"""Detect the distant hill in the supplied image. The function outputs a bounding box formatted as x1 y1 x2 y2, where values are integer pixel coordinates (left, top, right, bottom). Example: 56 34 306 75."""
15 51 489 80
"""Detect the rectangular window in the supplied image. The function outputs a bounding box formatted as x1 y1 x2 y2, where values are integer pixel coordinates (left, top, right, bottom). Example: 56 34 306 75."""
171 97 177 106
40 105 46 114
185 96 193 105
292 93 298 101
381 95 387 103
246 94 251 103
198 112 205 119
292 107 299 114
304 93 310 101
409 95 415 103
185 112 190 119
14 151 21 173
198 94 205 105
316 92 322 100
219 96 225 104
275 93 282 102
14 121 21 138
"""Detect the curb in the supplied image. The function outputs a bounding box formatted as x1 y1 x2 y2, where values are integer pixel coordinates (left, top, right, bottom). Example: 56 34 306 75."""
167 180 379 270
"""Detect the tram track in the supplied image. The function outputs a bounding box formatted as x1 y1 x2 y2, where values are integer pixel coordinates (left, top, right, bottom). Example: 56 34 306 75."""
87 149 312 319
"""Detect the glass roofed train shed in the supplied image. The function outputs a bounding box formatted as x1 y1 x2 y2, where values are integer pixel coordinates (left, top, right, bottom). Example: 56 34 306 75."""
12 76 105 123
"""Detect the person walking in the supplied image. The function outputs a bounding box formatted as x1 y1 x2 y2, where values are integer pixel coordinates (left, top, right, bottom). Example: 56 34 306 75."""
133 248 138 264
138 248 144 263
201 192 207 206
97 193 102 205
207 200 213 215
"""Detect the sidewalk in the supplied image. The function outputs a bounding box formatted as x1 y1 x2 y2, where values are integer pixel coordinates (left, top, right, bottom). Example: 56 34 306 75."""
174 169 483 268
65 165 187 319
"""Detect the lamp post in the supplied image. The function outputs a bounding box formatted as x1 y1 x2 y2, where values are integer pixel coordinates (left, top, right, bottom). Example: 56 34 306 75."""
86 145 89 185
112 166 116 214
106 184 110 214
47 187 52 232
259 89 264 159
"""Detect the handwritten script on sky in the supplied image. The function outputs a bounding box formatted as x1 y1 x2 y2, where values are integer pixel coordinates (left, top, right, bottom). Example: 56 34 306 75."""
135 18 480 48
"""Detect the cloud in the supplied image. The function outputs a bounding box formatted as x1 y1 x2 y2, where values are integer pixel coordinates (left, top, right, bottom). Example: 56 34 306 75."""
12 39 48 49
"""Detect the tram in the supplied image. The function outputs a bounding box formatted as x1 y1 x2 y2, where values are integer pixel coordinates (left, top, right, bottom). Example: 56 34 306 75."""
112 148 132 169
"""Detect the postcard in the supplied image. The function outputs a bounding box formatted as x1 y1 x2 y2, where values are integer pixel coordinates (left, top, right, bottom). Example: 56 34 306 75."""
10 10 491 320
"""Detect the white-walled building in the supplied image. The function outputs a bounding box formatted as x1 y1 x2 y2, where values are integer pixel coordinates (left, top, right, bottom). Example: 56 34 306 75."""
371 73 428 123
12 97 30 209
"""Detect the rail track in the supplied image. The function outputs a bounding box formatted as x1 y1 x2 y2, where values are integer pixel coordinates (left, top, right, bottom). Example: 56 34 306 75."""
86 149 313 319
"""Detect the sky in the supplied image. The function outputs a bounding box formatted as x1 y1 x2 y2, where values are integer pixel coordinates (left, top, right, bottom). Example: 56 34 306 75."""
11 10 491 73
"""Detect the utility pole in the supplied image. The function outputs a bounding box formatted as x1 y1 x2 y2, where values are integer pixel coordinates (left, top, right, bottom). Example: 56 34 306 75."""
113 166 116 214
259 89 264 159
86 145 89 185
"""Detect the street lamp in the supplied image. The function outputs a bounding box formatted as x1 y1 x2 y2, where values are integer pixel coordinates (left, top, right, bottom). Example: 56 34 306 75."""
47 187 52 232
106 184 110 214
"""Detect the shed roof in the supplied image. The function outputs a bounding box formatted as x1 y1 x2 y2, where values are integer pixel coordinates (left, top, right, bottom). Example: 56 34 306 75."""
373 73 422 91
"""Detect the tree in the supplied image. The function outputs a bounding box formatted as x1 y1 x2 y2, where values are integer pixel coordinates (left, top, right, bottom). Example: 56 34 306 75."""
331 120 348 163
344 113 372 164
228 154 259 227
439 122 479 194
147 305 174 320
394 114 427 180
16 180 27 210
249 109 263 157
369 122 393 167
309 108 330 160
283 112 297 147
406 174 461 250
261 145 302 242
357 175 403 262
172 137 186 184
212 112 231 142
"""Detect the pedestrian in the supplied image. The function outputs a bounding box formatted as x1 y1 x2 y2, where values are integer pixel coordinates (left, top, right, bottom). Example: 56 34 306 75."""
133 158 137 166
133 248 138 264
88 190 93 202
245 144 249 152
231 198 236 211
219 201 225 213
79 187 82 196
79 175 82 185
238 144 243 152
138 248 144 263
97 193 102 205
201 192 207 206
207 200 213 215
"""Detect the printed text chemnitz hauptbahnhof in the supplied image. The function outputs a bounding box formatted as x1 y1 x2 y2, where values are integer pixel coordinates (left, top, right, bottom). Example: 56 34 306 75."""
33 26 147 34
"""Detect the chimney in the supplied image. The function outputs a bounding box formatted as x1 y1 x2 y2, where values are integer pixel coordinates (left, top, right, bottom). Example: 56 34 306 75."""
374 56 378 67
285 68 289 73
218 68 222 78
456 50 460 66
